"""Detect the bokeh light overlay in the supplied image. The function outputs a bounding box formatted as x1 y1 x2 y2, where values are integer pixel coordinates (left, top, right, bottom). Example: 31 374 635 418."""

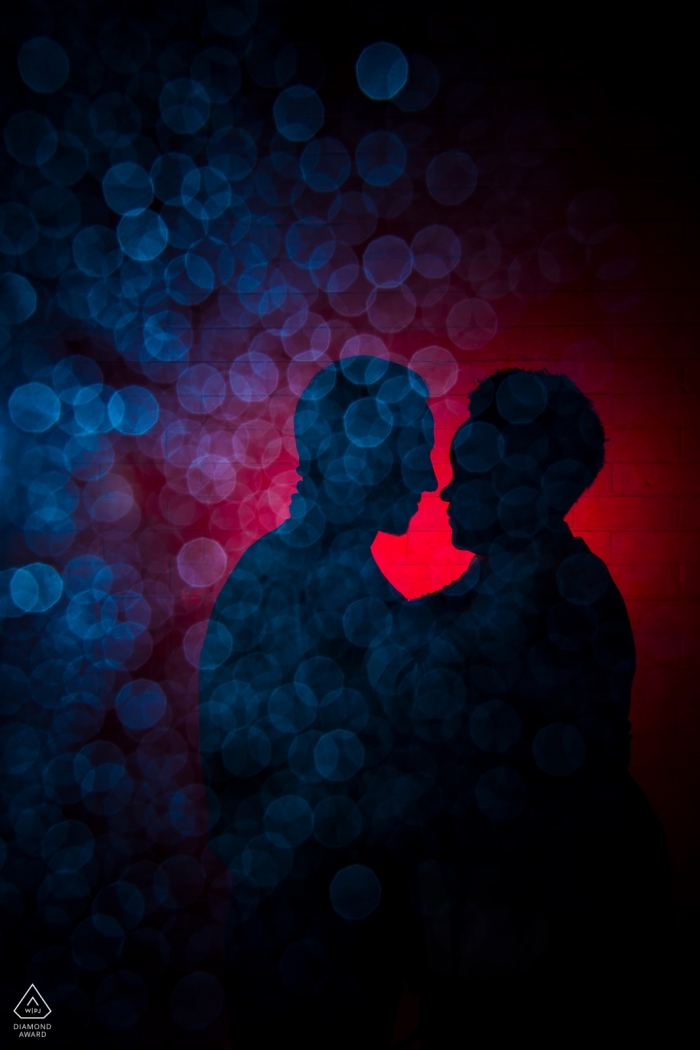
0 2 697 1046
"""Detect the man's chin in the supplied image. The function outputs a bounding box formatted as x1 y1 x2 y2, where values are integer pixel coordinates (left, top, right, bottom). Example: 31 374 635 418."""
380 519 411 537
378 501 419 536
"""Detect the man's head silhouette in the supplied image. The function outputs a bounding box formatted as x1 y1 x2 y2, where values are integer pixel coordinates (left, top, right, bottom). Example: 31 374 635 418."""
441 368 606 553
293 355 437 535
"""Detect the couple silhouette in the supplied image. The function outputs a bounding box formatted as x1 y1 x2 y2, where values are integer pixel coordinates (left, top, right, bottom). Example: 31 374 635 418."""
199 357 672 1048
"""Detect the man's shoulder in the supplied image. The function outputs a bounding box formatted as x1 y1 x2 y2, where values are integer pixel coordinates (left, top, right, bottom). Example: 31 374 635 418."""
212 529 303 609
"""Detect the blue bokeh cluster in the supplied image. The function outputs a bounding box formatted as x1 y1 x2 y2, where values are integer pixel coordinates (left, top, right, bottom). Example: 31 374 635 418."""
0 7 460 1041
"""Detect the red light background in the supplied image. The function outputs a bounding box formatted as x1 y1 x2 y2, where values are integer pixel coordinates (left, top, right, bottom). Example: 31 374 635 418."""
151 257 700 919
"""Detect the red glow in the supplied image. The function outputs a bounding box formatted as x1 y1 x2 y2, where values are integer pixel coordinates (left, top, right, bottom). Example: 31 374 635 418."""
372 395 473 598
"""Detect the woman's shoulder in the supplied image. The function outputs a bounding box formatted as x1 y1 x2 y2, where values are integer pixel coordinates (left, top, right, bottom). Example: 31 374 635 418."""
559 536 628 617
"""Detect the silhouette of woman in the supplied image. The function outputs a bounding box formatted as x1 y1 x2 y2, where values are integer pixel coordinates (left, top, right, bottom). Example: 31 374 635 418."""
413 368 674 1042
199 357 438 1049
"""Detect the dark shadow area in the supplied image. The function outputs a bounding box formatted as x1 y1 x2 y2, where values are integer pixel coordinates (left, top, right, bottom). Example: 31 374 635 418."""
412 369 675 1043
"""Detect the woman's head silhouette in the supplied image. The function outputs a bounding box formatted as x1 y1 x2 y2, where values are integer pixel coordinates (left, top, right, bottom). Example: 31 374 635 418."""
442 368 606 553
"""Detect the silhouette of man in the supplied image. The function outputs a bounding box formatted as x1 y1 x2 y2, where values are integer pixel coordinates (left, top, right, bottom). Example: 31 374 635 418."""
411 368 673 1042
199 356 437 1049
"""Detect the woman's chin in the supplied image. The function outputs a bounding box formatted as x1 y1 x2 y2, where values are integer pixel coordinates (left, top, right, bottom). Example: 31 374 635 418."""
448 522 471 550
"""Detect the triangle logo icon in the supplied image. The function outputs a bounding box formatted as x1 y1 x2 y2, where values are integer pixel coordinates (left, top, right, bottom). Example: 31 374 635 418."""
14 984 51 1020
